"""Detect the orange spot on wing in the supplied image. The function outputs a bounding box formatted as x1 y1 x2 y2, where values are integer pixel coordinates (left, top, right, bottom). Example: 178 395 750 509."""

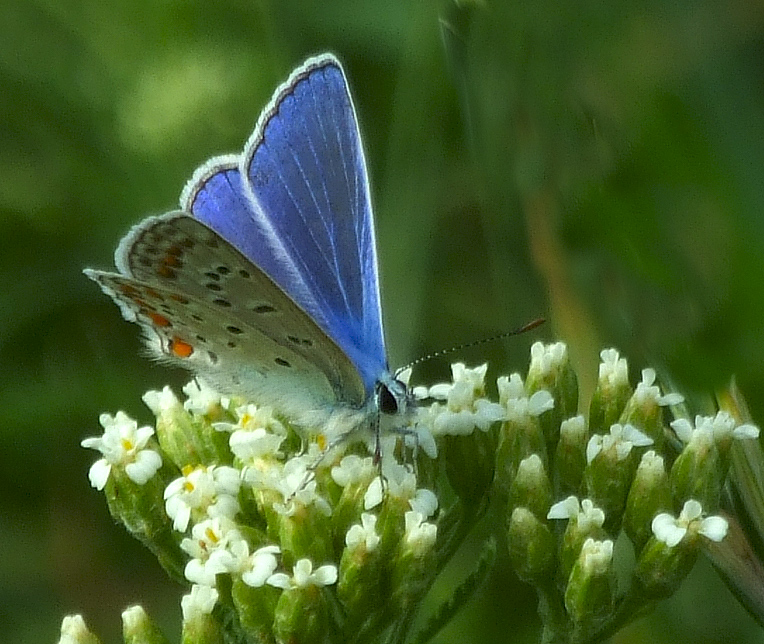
169 337 194 358
144 287 162 299
148 312 172 327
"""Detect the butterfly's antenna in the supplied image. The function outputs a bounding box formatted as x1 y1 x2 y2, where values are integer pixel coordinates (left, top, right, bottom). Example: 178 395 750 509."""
396 317 545 376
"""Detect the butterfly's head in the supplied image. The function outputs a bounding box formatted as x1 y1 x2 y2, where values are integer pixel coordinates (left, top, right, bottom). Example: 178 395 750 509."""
375 373 415 418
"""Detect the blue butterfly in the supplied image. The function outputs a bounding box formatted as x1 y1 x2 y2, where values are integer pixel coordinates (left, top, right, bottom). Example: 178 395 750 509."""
85 54 413 438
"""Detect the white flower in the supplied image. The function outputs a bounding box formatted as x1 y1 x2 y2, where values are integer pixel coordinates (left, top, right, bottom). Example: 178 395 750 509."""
229 427 285 463
415 363 505 436
345 513 380 552
633 369 684 407
547 496 606 530
708 411 759 442
232 542 281 588
331 454 376 488
267 558 338 589
498 373 554 422
403 511 437 553
586 423 653 463
529 341 568 375
260 455 332 517
142 385 181 415
579 538 614 574
671 412 759 447
213 403 286 435
57 614 90 644
598 348 628 387
81 411 162 489
182 379 226 416
403 424 438 459
559 415 586 440
652 499 728 547
180 517 242 586
180 584 219 621
164 465 241 532
363 461 438 517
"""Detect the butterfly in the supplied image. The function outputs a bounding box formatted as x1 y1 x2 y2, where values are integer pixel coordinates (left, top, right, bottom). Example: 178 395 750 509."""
85 54 414 441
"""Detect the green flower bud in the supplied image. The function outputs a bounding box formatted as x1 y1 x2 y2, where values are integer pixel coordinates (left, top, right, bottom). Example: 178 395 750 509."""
329 454 378 551
635 500 728 598
526 341 578 443
508 454 553 519
633 535 697 600
442 428 496 507
547 496 608 583
589 349 632 436
507 507 556 582
143 387 230 469
122 606 171 644
391 511 438 613
584 424 652 531
618 369 683 450
564 538 615 634
338 513 385 631
669 421 723 510
270 560 337 644
553 416 588 497
180 586 224 644
623 451 672 553
231 579 279 644
104 466 185 581
277 504 334 564
58 615 101 644
496 373 552 495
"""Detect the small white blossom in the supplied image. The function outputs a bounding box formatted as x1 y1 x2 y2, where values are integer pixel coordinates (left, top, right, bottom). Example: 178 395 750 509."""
331 454 376 487
579 538 614 574
586 423 653 463
164 464 241 532
671 412 759 447
403 510 438 553
81 411 162 489
529 341 568 375
547 496 606 530
213 403 286 435
180 584 219 621
403 424 438 459
142 385 181 415
182 379 226 416
180 517 242 586
652 499 728 547
267 558 338 589
633 368 684 407
498 373 554 422
264 455 332 517
598 348 628 387
363 461 438 517
57 614 91 644
559 415 587 440
345 513 380 552
415 363 505 436
229 427 285 463
232 542 281 588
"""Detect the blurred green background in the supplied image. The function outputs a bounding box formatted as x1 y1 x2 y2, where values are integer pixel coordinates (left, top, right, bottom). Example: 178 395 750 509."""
3 0 764 642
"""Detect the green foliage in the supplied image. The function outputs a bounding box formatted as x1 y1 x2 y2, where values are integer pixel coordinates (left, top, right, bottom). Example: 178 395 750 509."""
4 1 764 643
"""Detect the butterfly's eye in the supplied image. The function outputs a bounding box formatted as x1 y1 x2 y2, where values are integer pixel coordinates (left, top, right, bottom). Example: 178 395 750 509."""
377 383 399 415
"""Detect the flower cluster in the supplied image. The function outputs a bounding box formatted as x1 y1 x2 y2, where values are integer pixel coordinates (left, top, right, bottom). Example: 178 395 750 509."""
64 343 761 644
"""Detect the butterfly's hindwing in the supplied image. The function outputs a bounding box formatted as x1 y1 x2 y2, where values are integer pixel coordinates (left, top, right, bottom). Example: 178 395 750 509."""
88 212 367 411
